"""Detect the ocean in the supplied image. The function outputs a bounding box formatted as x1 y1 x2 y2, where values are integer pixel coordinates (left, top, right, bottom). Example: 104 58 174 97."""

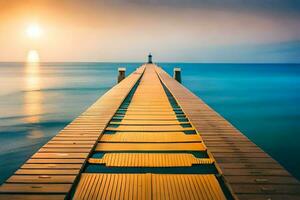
0 62 299 183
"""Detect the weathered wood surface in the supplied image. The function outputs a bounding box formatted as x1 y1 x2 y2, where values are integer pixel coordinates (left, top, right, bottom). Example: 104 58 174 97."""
100 132 201 142
73 173 226 200
95 142 205 151
73 64 227 199
156 65 300 199
88 153 213 167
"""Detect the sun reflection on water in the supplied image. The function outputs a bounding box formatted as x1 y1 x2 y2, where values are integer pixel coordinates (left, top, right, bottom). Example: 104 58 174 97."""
27 50 40 63
24 50 44 138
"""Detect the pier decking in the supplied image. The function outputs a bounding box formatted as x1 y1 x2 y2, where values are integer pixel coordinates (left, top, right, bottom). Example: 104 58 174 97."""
0 64 299 200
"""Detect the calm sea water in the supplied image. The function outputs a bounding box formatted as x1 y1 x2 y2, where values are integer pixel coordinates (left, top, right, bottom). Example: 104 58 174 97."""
0 62 299 183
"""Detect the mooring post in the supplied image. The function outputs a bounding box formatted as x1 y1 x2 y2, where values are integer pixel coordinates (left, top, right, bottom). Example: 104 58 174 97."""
148 53 153 63
173 68 181 83
118 67 126 83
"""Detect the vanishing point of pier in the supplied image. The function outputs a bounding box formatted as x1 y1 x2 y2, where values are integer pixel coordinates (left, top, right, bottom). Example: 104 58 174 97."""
0 59 299 199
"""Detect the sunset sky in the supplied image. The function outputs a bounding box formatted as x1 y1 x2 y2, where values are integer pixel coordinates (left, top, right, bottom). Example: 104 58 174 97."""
0 0 300 62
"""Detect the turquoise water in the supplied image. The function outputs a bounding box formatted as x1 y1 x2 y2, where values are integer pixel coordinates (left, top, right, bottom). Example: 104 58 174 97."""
0 62 299 183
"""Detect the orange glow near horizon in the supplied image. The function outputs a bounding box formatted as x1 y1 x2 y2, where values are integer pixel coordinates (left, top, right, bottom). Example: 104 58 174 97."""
0 1 299 62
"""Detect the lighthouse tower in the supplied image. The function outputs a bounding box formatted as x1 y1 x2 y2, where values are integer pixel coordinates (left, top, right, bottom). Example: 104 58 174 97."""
148 53 153 64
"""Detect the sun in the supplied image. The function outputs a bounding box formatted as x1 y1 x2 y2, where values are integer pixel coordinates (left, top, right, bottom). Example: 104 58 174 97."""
26 23 42 39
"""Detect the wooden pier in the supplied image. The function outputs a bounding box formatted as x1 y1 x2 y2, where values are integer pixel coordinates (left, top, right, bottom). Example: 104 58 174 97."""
0 64 299 200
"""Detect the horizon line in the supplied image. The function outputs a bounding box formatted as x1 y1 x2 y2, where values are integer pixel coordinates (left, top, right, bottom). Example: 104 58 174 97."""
0 61 300 64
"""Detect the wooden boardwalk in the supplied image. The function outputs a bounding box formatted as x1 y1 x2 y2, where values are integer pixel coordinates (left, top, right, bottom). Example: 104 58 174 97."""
1 64 300 200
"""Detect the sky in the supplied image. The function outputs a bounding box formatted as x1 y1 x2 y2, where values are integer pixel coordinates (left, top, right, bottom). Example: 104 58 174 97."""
0 0 300 62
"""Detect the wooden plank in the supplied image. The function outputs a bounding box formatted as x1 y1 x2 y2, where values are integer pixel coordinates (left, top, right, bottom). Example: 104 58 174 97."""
15 169 80 175
225 175 300 185
47 141 95 144
0 195 65 200
110 120 189 125
212 152 271 158
39 148 91 153
230 183 300 194
88 153 213 167
26 159 85 164
105 125 193 132
22 164 82 169
32 153 88 159
0 183 72 194
95 142 205 151
51 137 98 141
56 134 99 137
44 144 94 148
6 175 76 184
121 116 179 120
221 168 291 176
236 194 300 200
208 147 264 153
215 157 277 163
100 132 201 143
218 162 284 169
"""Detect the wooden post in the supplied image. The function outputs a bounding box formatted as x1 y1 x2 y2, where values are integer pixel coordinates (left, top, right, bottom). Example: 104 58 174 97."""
118 68 126 83
148 53 153 63
173 68 181 83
